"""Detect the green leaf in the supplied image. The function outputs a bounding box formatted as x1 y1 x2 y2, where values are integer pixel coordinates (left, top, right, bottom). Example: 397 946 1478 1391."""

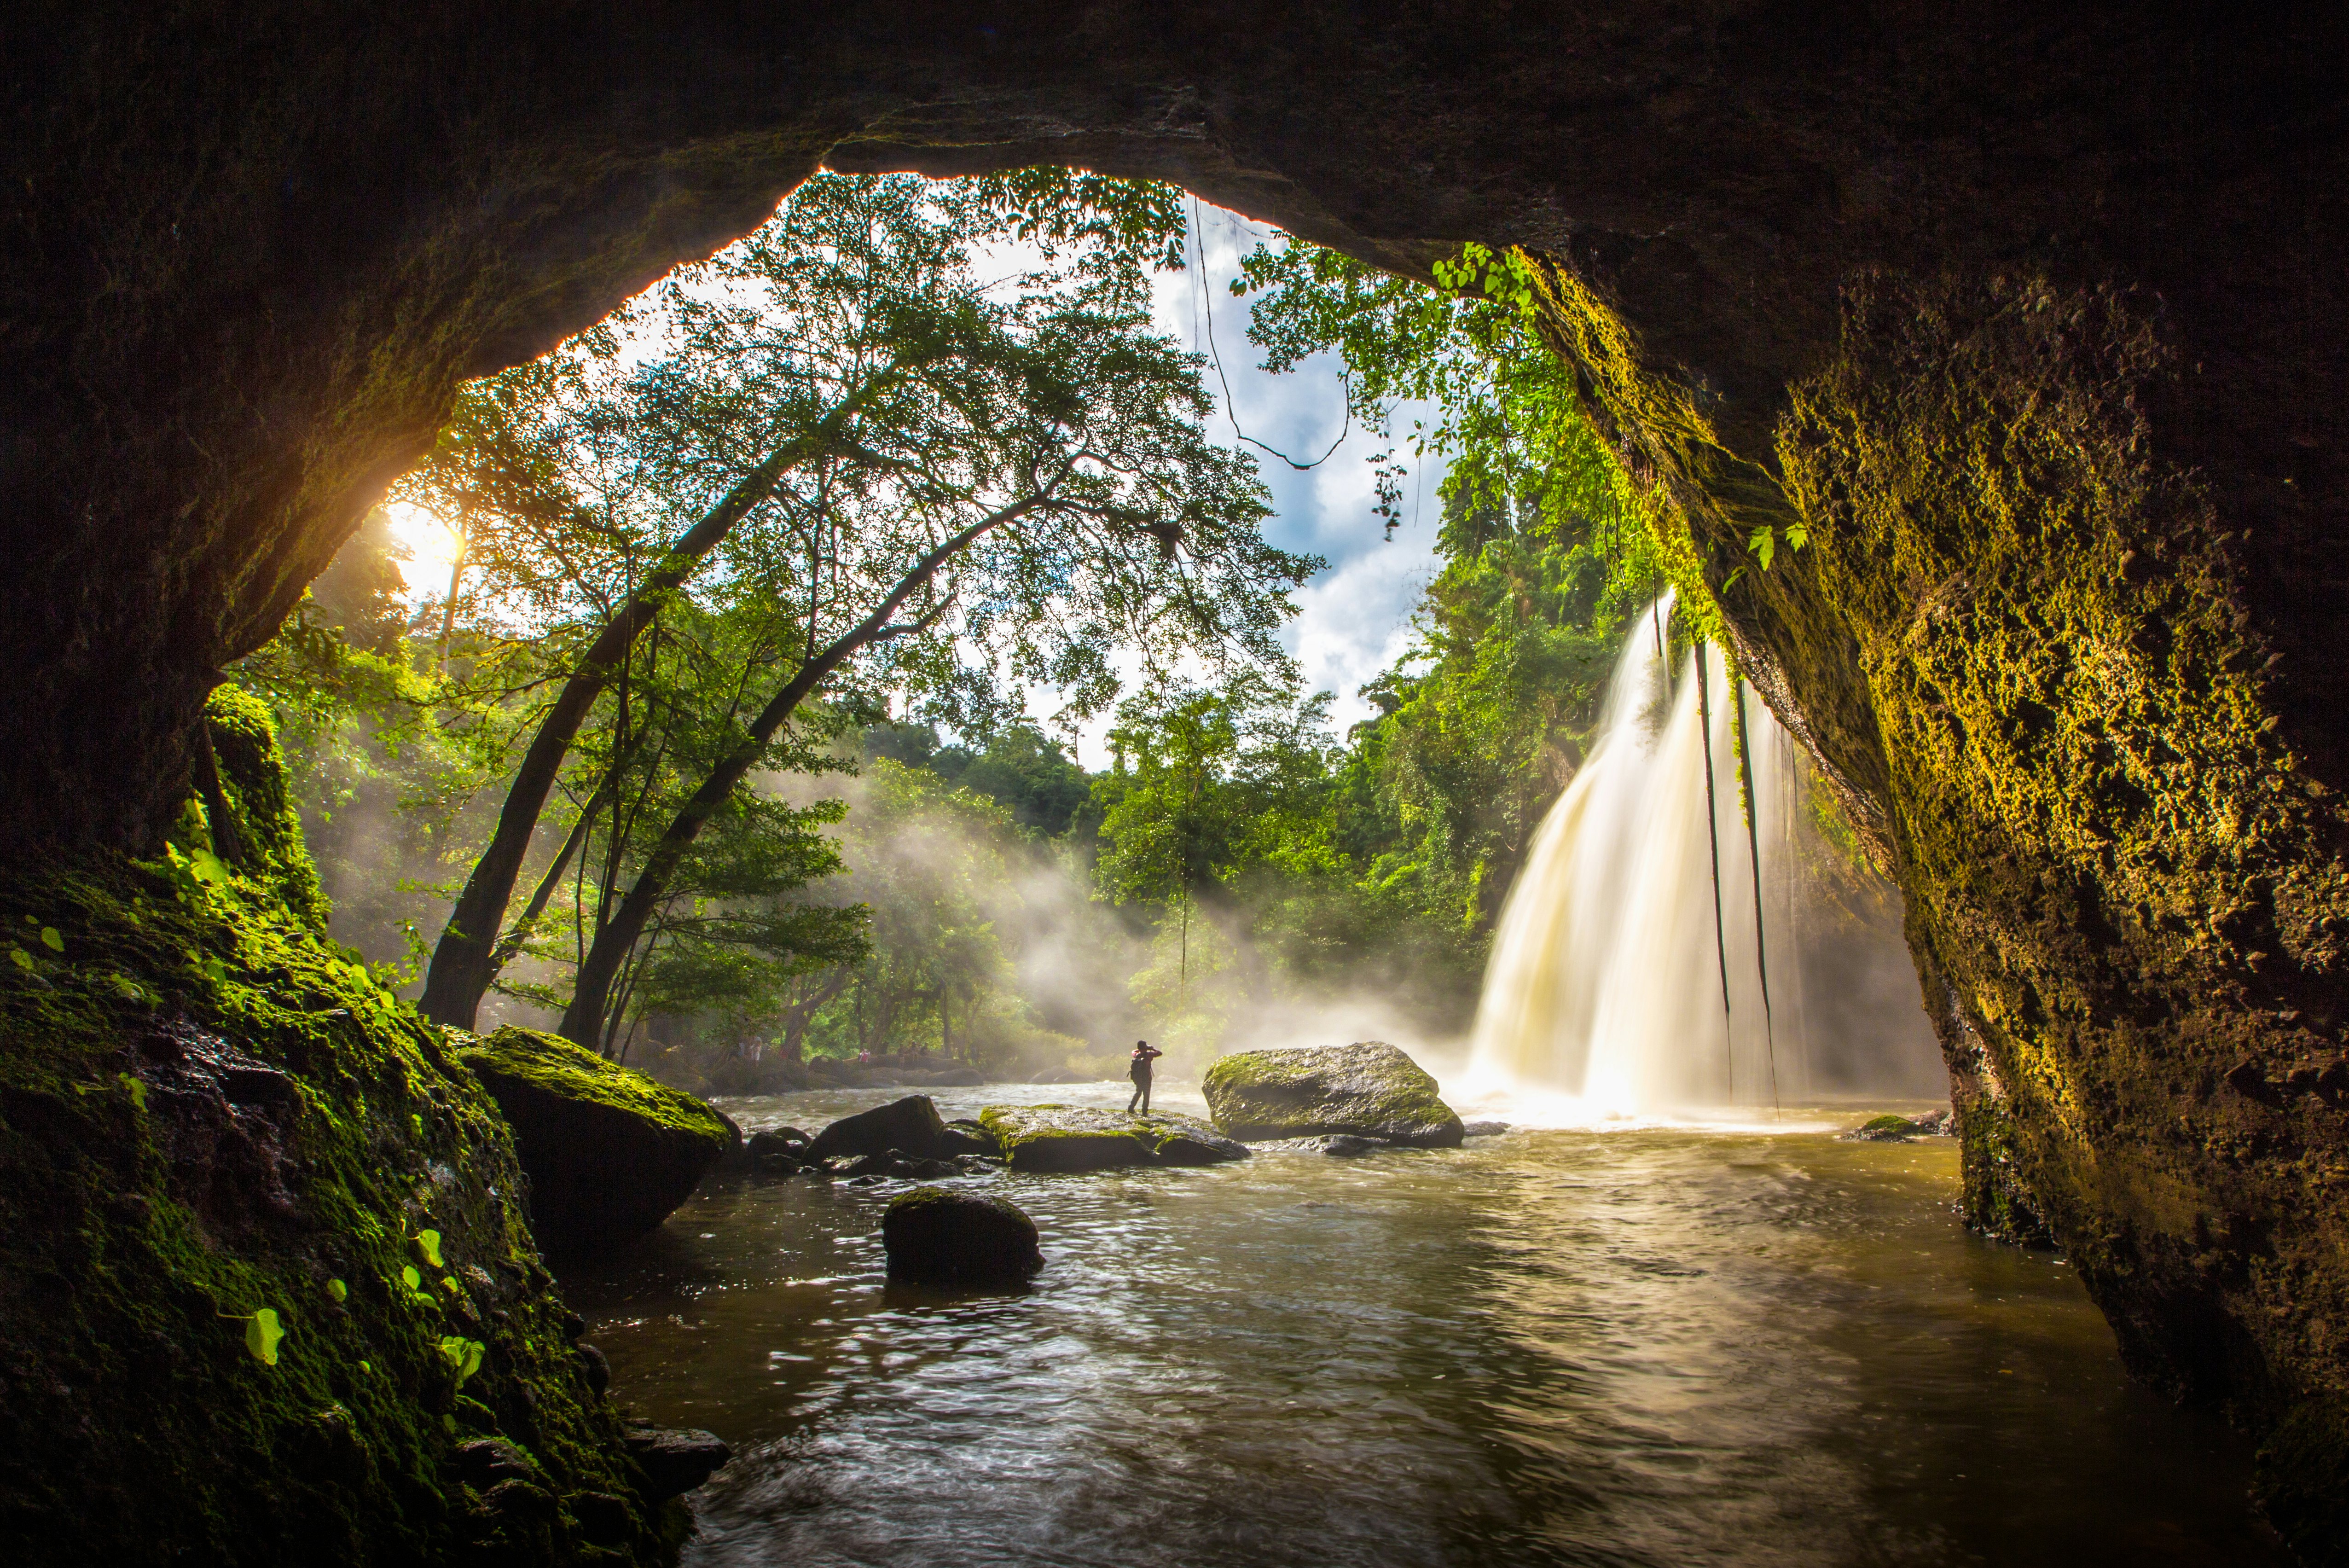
326 1278 348 1303
1747 525 1777 571
9 948 30 970
119 1073 147 1113
39 926 63 952
400 1265 422 1291
245 1307 286 1366
439 1335 486 1387
414 1229 443 1268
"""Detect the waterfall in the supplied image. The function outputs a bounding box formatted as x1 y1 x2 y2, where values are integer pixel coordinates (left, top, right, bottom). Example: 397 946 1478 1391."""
1467 594 1815 1117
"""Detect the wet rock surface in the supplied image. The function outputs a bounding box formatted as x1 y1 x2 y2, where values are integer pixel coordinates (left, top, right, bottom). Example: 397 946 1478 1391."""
456 1026 736 1255
881 1186 1044 1286
1845 1110 1955 1143
805 1094 994 1164
976 1104 1250 1172
1203 1043 1465 1149
622 1423 731 1500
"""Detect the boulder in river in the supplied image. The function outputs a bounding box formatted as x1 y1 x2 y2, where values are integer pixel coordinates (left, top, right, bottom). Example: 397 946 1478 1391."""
806 1094 994 1162
1201 1042 1465 1148
622 1423 732 1499
1846 1110 1954 1142
456 1026 737 1254
1313 1134 1388 1157
882 1186 1044 1286
976 1104 1249 1172
742 1127 811 1174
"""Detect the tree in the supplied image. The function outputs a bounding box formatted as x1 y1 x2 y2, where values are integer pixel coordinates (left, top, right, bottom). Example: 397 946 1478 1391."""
554 175 1325 1053
418 170 1295 1032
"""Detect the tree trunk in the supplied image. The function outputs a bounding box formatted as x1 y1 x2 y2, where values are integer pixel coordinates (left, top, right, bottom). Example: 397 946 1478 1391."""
419 399 880 1028
557 497 1037 1045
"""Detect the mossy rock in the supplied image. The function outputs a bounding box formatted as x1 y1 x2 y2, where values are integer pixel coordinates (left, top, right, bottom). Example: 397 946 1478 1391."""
1201 1043 1464 1148
881 1186 1043 1286
975 1104 1249 1172
455 1028 736 1258
1850 1114 1922 1141
200 686 330 935
0 704 675 1564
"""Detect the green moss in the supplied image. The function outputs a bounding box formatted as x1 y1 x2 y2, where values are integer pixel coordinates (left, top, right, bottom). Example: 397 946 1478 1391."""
1201 1044 1462 1147
974 1105 1243 1171
200 685 330 934
457 1027 729 1145
0 702 670 1564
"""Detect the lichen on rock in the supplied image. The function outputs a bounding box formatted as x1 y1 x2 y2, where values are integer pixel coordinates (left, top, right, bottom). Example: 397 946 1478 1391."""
1201 1043 1464 1148
455 1026 736 1258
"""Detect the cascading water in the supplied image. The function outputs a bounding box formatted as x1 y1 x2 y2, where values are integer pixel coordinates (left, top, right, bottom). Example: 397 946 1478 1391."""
1468 594 1831 1117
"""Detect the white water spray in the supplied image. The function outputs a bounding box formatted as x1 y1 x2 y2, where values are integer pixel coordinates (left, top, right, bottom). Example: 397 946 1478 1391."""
1468 594 1820 1118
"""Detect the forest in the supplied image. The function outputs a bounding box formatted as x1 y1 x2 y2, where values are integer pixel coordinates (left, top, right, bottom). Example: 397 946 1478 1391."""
241 168 1815 1092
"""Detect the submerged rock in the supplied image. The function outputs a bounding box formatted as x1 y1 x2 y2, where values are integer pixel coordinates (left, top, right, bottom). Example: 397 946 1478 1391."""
805 1094 993 1163
457 1026 737 1254
1315 1134 1388 1157
1202 1043 1465 1148
976 1104 1250 1172
621 1423 731 1499
882 1186 1044 1285
1462 1121 1511 1138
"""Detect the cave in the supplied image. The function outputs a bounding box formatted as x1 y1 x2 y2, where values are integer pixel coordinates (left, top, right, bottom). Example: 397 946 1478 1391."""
4 1 2346 1560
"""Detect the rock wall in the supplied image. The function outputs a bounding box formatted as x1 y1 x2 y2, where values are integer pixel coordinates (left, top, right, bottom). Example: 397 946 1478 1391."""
4 0 2346 1555
0 697 679 1562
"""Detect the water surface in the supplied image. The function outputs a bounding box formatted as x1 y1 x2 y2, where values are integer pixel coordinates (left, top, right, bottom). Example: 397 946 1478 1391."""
566 1083 2281 1568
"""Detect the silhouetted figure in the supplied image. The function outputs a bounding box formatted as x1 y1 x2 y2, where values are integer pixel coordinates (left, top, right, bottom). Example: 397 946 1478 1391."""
1126 1040 1164 1115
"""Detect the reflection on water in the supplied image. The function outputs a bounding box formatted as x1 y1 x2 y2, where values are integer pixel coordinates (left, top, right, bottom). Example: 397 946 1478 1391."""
565 1083 2281 1568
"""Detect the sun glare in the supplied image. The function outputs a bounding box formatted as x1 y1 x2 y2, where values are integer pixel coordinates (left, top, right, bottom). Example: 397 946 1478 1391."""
381 500 464 602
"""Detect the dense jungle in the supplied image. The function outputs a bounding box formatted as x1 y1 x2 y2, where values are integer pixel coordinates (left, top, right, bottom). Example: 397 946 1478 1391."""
3 6 2345 1567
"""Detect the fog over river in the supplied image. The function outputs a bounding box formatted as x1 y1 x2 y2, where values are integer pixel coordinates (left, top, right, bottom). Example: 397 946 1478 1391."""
568 1082 2281 1568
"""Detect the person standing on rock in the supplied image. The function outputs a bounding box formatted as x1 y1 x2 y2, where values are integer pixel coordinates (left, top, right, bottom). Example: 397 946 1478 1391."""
1126 1040 1164 1115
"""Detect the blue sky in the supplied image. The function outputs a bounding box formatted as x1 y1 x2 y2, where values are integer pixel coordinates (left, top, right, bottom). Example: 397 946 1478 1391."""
1116 201 1444 759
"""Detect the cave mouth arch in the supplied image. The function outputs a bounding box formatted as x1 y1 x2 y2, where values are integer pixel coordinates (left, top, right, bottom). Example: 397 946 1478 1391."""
6 4 2347 1550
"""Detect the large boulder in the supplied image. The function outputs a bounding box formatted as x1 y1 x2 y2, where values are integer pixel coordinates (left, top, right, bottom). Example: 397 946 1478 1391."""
456 1027 736 1254
1201 1043 1464 1148
804 1094 992 1162
882 1187 1044 1286
975 1105 1250 1173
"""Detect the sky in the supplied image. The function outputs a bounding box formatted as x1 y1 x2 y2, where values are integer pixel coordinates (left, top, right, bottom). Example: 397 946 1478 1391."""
384 193 1447 767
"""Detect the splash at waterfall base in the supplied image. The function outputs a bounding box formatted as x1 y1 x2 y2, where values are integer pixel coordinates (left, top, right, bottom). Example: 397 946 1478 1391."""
1467 598 1942 1127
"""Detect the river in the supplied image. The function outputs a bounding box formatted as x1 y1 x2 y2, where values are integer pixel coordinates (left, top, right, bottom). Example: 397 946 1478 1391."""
565 1081 2283 1568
